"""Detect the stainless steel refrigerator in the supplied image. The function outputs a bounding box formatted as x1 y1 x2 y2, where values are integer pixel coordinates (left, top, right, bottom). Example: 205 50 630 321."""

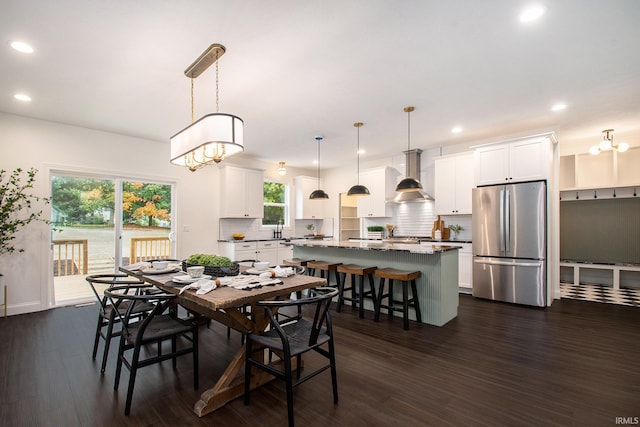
472 180 546 307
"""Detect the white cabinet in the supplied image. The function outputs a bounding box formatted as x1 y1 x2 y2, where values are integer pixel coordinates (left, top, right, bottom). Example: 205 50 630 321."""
295 176 326 219
474 135 552 186
357 167 399 218
434 153 474 215
219 241 279 265
277 242 293 264
457 243 473 290
220 165 264 218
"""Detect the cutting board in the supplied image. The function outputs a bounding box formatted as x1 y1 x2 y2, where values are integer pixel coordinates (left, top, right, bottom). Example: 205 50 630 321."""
432 215 450 239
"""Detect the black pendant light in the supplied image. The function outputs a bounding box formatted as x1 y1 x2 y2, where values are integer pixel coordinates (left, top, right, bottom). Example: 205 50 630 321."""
310 136 329 200
347 122 370 196
396 106 424 192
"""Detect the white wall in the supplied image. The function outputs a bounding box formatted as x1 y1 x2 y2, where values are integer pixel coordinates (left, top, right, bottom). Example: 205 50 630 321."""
0 112 220 315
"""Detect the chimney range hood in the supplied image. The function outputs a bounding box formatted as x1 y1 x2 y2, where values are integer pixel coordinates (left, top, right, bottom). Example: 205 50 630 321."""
392 148 432 202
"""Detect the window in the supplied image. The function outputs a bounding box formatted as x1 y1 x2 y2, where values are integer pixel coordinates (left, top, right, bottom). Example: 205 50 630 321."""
263 180 289 227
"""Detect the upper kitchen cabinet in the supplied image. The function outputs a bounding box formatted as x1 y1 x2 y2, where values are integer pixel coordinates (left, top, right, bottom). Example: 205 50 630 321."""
219 165 264 218
474 135 553 186
357 167 399 218
295 176 326 219
434 153 474 215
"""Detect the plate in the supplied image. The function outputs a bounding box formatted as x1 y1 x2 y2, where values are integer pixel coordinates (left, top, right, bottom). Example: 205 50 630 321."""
140 266 180 275
172 274 212 283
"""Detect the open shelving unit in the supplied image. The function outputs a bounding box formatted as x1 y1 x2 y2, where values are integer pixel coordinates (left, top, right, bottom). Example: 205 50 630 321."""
339 193 360 241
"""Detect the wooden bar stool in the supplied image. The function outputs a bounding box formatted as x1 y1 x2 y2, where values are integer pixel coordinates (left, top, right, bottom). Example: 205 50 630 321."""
282 258 313 272
306 260 342 287
336 264 377 319
374 268 422 330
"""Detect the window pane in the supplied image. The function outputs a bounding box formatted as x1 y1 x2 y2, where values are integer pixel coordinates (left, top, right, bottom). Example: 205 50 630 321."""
263 205 285 225
264 181 285 203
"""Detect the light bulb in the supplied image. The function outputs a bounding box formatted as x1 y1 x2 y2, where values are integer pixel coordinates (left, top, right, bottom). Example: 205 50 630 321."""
599 138 612 151
617 142 629 153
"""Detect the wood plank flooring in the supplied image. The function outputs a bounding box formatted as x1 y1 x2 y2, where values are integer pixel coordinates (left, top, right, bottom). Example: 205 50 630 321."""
1 295 638 426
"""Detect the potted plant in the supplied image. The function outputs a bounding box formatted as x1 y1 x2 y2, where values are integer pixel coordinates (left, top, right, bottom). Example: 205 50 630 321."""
367 225 384 239
1 168 52 310
448 224 463 240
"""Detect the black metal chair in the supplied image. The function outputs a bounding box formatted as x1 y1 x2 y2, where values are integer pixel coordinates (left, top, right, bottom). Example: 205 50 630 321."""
85 273 153 374
105 287 199 416
244 287 339 427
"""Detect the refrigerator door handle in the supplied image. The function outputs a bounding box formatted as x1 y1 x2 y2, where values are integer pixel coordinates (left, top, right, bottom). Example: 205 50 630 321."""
474 259 542 267
499 189 505 252
504 189 510 253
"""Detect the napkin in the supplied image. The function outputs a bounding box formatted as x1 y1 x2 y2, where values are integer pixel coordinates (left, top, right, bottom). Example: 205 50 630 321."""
259 266 297 278
179 278 217 295
126 261 151 271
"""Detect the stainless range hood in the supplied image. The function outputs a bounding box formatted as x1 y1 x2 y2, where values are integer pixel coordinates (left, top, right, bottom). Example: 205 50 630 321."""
393 148 433 202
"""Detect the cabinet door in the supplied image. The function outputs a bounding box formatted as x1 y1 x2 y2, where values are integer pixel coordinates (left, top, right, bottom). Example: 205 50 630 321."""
245 169 265 218
295 176 325 219
454 155 474 214
356 168 392 217
220 167 248 217
257 242 278 265
278 244 294 264
434 157 457 214
458 244 473 289
474 144 509 186
509 138 549 183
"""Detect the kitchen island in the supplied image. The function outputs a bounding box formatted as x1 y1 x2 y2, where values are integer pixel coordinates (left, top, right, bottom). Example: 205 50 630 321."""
288 240 460 326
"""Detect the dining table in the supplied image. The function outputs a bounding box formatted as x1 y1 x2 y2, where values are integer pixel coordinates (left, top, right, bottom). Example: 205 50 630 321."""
119 264 327 417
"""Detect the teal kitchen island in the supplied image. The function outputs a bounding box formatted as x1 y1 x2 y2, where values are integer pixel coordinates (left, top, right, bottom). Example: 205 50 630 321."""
288 240 460 326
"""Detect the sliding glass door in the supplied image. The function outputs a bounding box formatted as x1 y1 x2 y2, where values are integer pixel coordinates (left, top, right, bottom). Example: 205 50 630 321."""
50 172 174 306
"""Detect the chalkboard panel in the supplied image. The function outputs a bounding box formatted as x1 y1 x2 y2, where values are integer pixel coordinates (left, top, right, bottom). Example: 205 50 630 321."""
560 198 640 265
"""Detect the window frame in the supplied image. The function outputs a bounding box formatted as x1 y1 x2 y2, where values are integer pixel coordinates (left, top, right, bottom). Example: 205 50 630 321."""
262 178 290 228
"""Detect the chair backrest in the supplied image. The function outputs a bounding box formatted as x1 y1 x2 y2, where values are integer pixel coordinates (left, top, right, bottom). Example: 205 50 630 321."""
85 273 147 310
104 286 177 339
257 287 339 346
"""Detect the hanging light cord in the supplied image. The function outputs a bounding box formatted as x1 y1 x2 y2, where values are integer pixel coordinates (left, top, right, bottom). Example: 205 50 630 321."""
317 139 321 187
407 108 411 177
215 49 220 113
356 124 361 184
190 79 195 123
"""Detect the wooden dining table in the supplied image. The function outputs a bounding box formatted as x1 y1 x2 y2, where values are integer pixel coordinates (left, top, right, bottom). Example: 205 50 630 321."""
119 265 326 417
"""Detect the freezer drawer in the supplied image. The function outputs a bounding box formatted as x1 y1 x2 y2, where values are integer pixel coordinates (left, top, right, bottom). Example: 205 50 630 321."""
472 257 546 307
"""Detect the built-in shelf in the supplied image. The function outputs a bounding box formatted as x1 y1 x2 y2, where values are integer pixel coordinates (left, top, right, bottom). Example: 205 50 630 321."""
560 146 640 191
340 194 360 240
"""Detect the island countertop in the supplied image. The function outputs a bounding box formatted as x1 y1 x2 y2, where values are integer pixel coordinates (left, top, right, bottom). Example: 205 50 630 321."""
284 239 461 254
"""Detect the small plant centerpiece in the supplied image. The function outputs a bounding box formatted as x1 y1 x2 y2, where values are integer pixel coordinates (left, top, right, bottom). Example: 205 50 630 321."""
182 253 239 276
367 225 384 239
448 224 464 240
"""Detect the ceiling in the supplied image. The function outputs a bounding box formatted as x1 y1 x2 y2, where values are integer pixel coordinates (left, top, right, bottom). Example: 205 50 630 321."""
2 0 640 169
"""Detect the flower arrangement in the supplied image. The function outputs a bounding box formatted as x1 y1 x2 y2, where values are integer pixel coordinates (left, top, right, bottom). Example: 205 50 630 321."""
448 224 463 239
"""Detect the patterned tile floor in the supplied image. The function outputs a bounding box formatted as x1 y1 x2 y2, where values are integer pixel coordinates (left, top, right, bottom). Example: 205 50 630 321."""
560 282 640 307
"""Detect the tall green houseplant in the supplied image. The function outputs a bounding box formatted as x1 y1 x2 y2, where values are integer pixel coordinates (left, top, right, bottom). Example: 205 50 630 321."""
0 167 51 256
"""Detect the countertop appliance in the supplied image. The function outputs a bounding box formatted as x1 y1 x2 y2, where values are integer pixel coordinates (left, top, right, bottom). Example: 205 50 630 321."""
472 180 546 307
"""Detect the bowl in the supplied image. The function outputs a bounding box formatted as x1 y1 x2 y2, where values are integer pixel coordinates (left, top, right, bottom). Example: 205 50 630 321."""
253 261 270 271
187 266 205 278
152 260 169 270
232 233 245 240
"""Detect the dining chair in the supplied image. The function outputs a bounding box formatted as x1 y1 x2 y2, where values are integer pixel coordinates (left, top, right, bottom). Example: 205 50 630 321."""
105 286 200 416
85 273 153 374
244 287 340 427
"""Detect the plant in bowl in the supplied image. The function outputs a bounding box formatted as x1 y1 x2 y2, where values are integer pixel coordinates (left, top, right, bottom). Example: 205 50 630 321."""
183 254 239 276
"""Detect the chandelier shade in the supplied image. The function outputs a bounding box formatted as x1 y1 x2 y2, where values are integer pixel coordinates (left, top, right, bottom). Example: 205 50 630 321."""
170 113 244 169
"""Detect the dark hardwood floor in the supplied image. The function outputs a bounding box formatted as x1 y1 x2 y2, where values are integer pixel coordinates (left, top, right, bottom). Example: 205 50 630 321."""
1 295 638 426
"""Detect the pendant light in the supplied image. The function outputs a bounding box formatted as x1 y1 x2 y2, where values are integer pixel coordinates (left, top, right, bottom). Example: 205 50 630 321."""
170 43 244 171
347 122 370 196
395 106 424 192
309 136 329 200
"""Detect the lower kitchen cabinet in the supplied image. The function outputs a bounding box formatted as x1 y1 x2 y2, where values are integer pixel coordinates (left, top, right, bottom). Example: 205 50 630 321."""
457 243 473 291
219 241 287 265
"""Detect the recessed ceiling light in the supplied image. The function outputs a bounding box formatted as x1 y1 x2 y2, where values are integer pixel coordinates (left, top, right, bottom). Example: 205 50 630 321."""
451 126 463 134
519 5 545 22
551 103 567 111
9 40 34 53
14 93 32 102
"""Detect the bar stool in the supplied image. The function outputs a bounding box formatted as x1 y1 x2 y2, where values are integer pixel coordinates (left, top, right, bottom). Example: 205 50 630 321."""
374 268 422 330
282 258 314 273
336 264 377 319
306 260 342 287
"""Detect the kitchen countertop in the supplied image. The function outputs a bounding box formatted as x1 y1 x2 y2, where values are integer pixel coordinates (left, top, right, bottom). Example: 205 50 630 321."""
218 236 333 243
285 239 461 254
